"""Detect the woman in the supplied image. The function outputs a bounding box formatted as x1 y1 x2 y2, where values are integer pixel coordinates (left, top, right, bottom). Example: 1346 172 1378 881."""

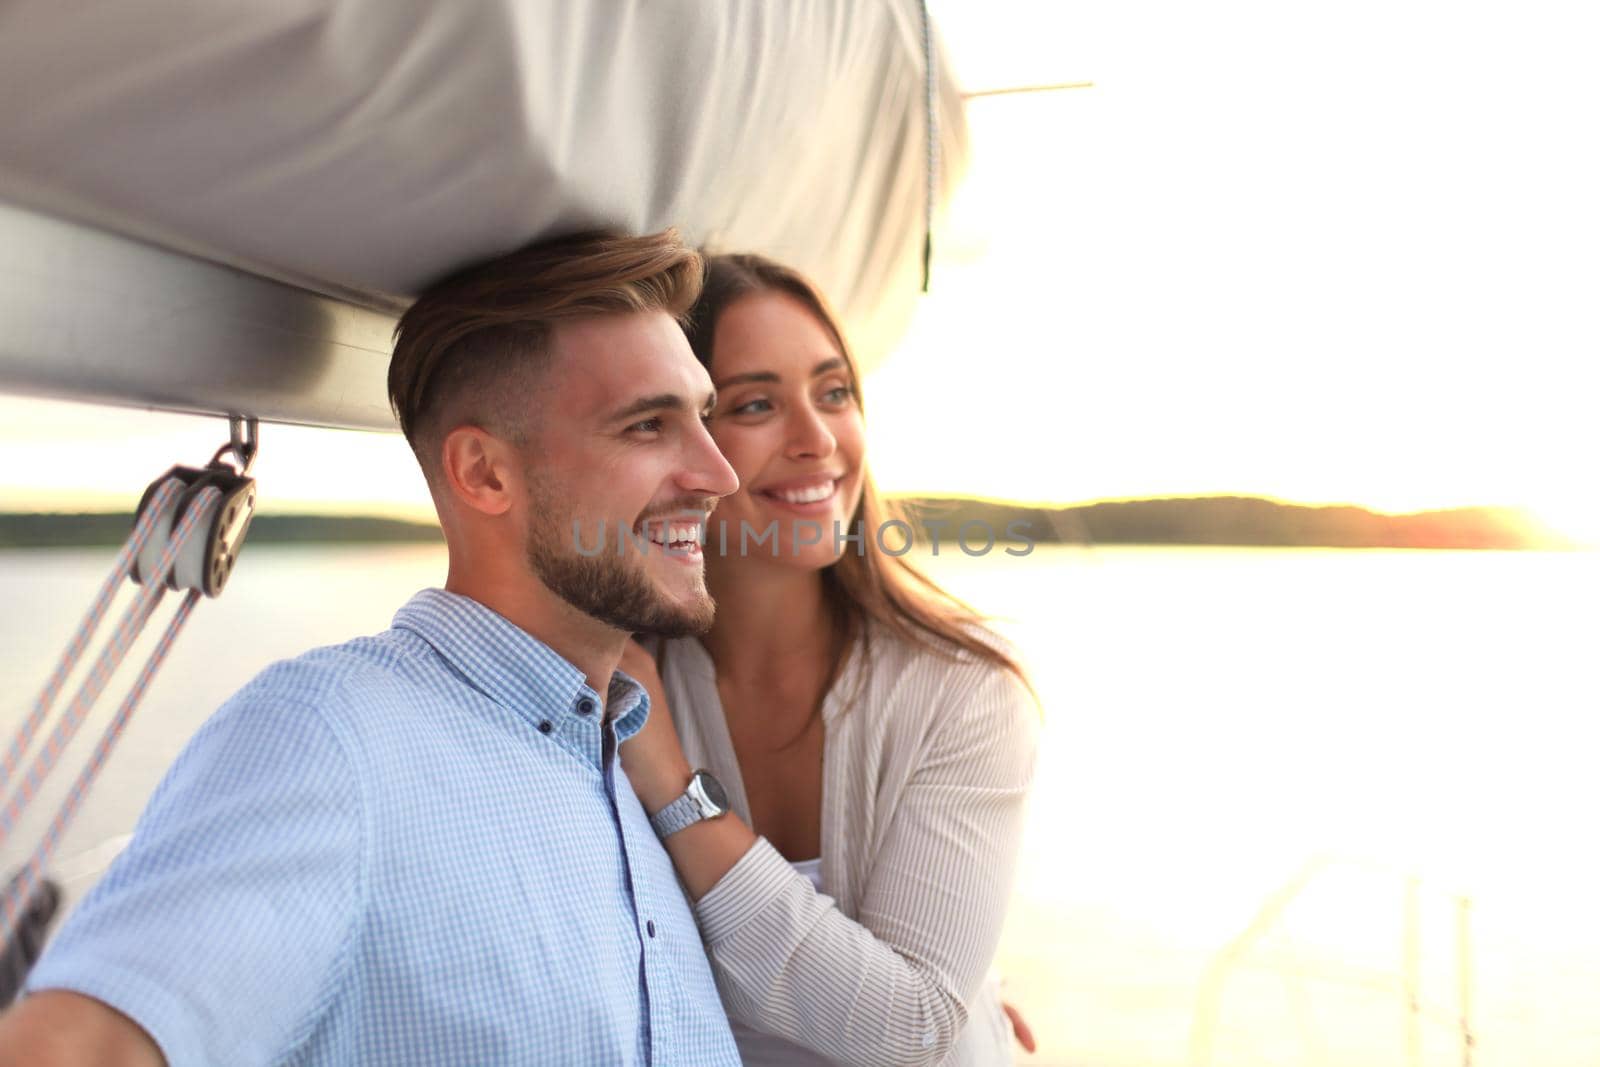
619 253 1039 1066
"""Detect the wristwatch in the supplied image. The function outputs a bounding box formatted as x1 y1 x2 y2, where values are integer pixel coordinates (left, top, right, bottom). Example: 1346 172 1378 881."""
649 770 730 839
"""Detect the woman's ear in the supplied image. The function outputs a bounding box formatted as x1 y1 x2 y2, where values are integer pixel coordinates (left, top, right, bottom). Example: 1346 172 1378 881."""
439 425 517 516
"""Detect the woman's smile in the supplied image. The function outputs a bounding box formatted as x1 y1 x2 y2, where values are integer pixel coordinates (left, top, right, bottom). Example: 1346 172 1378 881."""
752 476 845 515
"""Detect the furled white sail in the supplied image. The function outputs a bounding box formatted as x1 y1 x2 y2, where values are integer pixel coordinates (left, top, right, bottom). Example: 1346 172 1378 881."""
0 0 966 429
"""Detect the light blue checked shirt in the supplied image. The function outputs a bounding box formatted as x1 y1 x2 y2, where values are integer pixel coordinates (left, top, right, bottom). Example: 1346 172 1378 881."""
27 588 740 1066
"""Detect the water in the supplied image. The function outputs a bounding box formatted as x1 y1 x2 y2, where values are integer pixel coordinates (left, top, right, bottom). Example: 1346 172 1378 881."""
2 544 1597 1065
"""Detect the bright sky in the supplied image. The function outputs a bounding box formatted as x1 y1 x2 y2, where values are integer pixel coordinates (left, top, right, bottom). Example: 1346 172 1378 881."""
1 1 1597 541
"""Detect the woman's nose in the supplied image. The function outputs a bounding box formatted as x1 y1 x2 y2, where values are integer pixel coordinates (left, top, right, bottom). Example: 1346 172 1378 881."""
786 404 837 460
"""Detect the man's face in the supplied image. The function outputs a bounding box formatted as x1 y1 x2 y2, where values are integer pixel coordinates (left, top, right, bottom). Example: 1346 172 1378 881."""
517 310 738 636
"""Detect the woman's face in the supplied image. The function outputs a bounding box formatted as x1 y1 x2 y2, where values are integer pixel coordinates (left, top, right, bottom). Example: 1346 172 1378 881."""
703 290 867 572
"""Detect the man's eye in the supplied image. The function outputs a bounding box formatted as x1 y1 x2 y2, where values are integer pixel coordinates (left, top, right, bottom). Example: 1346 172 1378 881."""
628 417 663 434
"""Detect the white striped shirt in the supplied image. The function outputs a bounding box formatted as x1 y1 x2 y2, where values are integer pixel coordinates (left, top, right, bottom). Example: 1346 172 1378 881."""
658 622 1039 1066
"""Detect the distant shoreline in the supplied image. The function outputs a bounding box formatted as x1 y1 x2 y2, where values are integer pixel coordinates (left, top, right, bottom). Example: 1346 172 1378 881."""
0 496 1570 550
893 495 1569 551
0 514 444 549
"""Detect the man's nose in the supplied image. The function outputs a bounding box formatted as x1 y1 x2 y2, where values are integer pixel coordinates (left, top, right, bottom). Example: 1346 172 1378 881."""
681 422 739 499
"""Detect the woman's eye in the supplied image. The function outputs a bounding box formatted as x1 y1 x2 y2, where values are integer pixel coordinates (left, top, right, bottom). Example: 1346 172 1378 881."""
731 398 773 416
821 386 853 405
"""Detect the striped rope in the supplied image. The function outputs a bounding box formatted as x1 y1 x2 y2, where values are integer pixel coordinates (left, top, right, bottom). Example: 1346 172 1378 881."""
0 589 203 941
919 0 939 293
0 486 218 852
0 477 184 791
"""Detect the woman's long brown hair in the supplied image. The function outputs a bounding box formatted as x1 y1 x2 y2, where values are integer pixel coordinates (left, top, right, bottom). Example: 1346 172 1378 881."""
684 253 1032 693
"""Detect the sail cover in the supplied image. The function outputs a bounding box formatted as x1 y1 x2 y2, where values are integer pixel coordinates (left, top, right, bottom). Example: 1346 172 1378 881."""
0 0 966 429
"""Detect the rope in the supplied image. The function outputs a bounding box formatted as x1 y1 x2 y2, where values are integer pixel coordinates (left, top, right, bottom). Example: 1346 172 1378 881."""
963 81 1095 100
0 486 216 851
0 423 256 965
0 477 183 790
919 0 938 293
0 589 202 942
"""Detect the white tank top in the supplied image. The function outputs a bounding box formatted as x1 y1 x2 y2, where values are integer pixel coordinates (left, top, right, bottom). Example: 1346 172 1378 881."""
789 856 824 893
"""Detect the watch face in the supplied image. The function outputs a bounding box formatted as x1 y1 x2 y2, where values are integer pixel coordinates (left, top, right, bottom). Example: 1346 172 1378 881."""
693 771 729 813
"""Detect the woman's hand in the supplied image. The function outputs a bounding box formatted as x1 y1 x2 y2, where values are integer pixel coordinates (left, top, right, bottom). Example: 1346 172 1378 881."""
617 638 669 719
615 639 758 901
616 639 693 815
1002 1000 1036 1054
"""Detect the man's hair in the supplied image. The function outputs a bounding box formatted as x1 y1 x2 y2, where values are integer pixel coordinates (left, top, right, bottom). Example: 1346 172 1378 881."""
388 229 704 476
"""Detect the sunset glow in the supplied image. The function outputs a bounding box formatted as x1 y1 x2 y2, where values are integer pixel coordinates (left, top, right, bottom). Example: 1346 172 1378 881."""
1 1 1596 547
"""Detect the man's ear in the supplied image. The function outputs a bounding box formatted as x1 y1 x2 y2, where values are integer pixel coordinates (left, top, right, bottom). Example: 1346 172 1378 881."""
439 425 518 516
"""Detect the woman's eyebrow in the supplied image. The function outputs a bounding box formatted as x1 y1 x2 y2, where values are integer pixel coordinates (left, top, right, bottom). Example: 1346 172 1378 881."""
712 371 779 389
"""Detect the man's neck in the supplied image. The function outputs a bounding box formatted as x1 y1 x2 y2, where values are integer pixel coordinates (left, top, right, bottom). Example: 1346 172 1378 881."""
445 562 625 708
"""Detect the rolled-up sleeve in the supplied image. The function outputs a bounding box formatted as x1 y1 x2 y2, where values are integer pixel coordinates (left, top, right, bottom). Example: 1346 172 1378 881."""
693 664 1038 1067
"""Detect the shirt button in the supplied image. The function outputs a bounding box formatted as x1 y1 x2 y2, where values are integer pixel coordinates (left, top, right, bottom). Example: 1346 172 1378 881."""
538 720 553 734
576 697 596 716
646 920 656 938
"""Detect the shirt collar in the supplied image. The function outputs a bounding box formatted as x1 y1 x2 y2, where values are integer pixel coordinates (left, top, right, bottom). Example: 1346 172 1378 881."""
392 589 649 761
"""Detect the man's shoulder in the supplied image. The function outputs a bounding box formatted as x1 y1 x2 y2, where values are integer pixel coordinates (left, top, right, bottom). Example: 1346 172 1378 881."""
227 624 437 728
149 624 446 822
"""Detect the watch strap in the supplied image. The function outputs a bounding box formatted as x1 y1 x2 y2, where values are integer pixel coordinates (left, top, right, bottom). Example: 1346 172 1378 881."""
649 770 727 839
650 791 704 838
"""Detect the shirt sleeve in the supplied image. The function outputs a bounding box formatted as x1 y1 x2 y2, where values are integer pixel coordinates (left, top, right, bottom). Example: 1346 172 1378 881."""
692 662 1039 1067
24 691 365 1067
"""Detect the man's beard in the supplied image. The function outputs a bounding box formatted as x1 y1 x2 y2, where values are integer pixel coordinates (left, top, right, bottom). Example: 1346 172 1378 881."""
523 483 713 638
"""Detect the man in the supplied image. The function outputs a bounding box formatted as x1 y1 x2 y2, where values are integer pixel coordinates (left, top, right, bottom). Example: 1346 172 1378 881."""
0 230 744 1065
